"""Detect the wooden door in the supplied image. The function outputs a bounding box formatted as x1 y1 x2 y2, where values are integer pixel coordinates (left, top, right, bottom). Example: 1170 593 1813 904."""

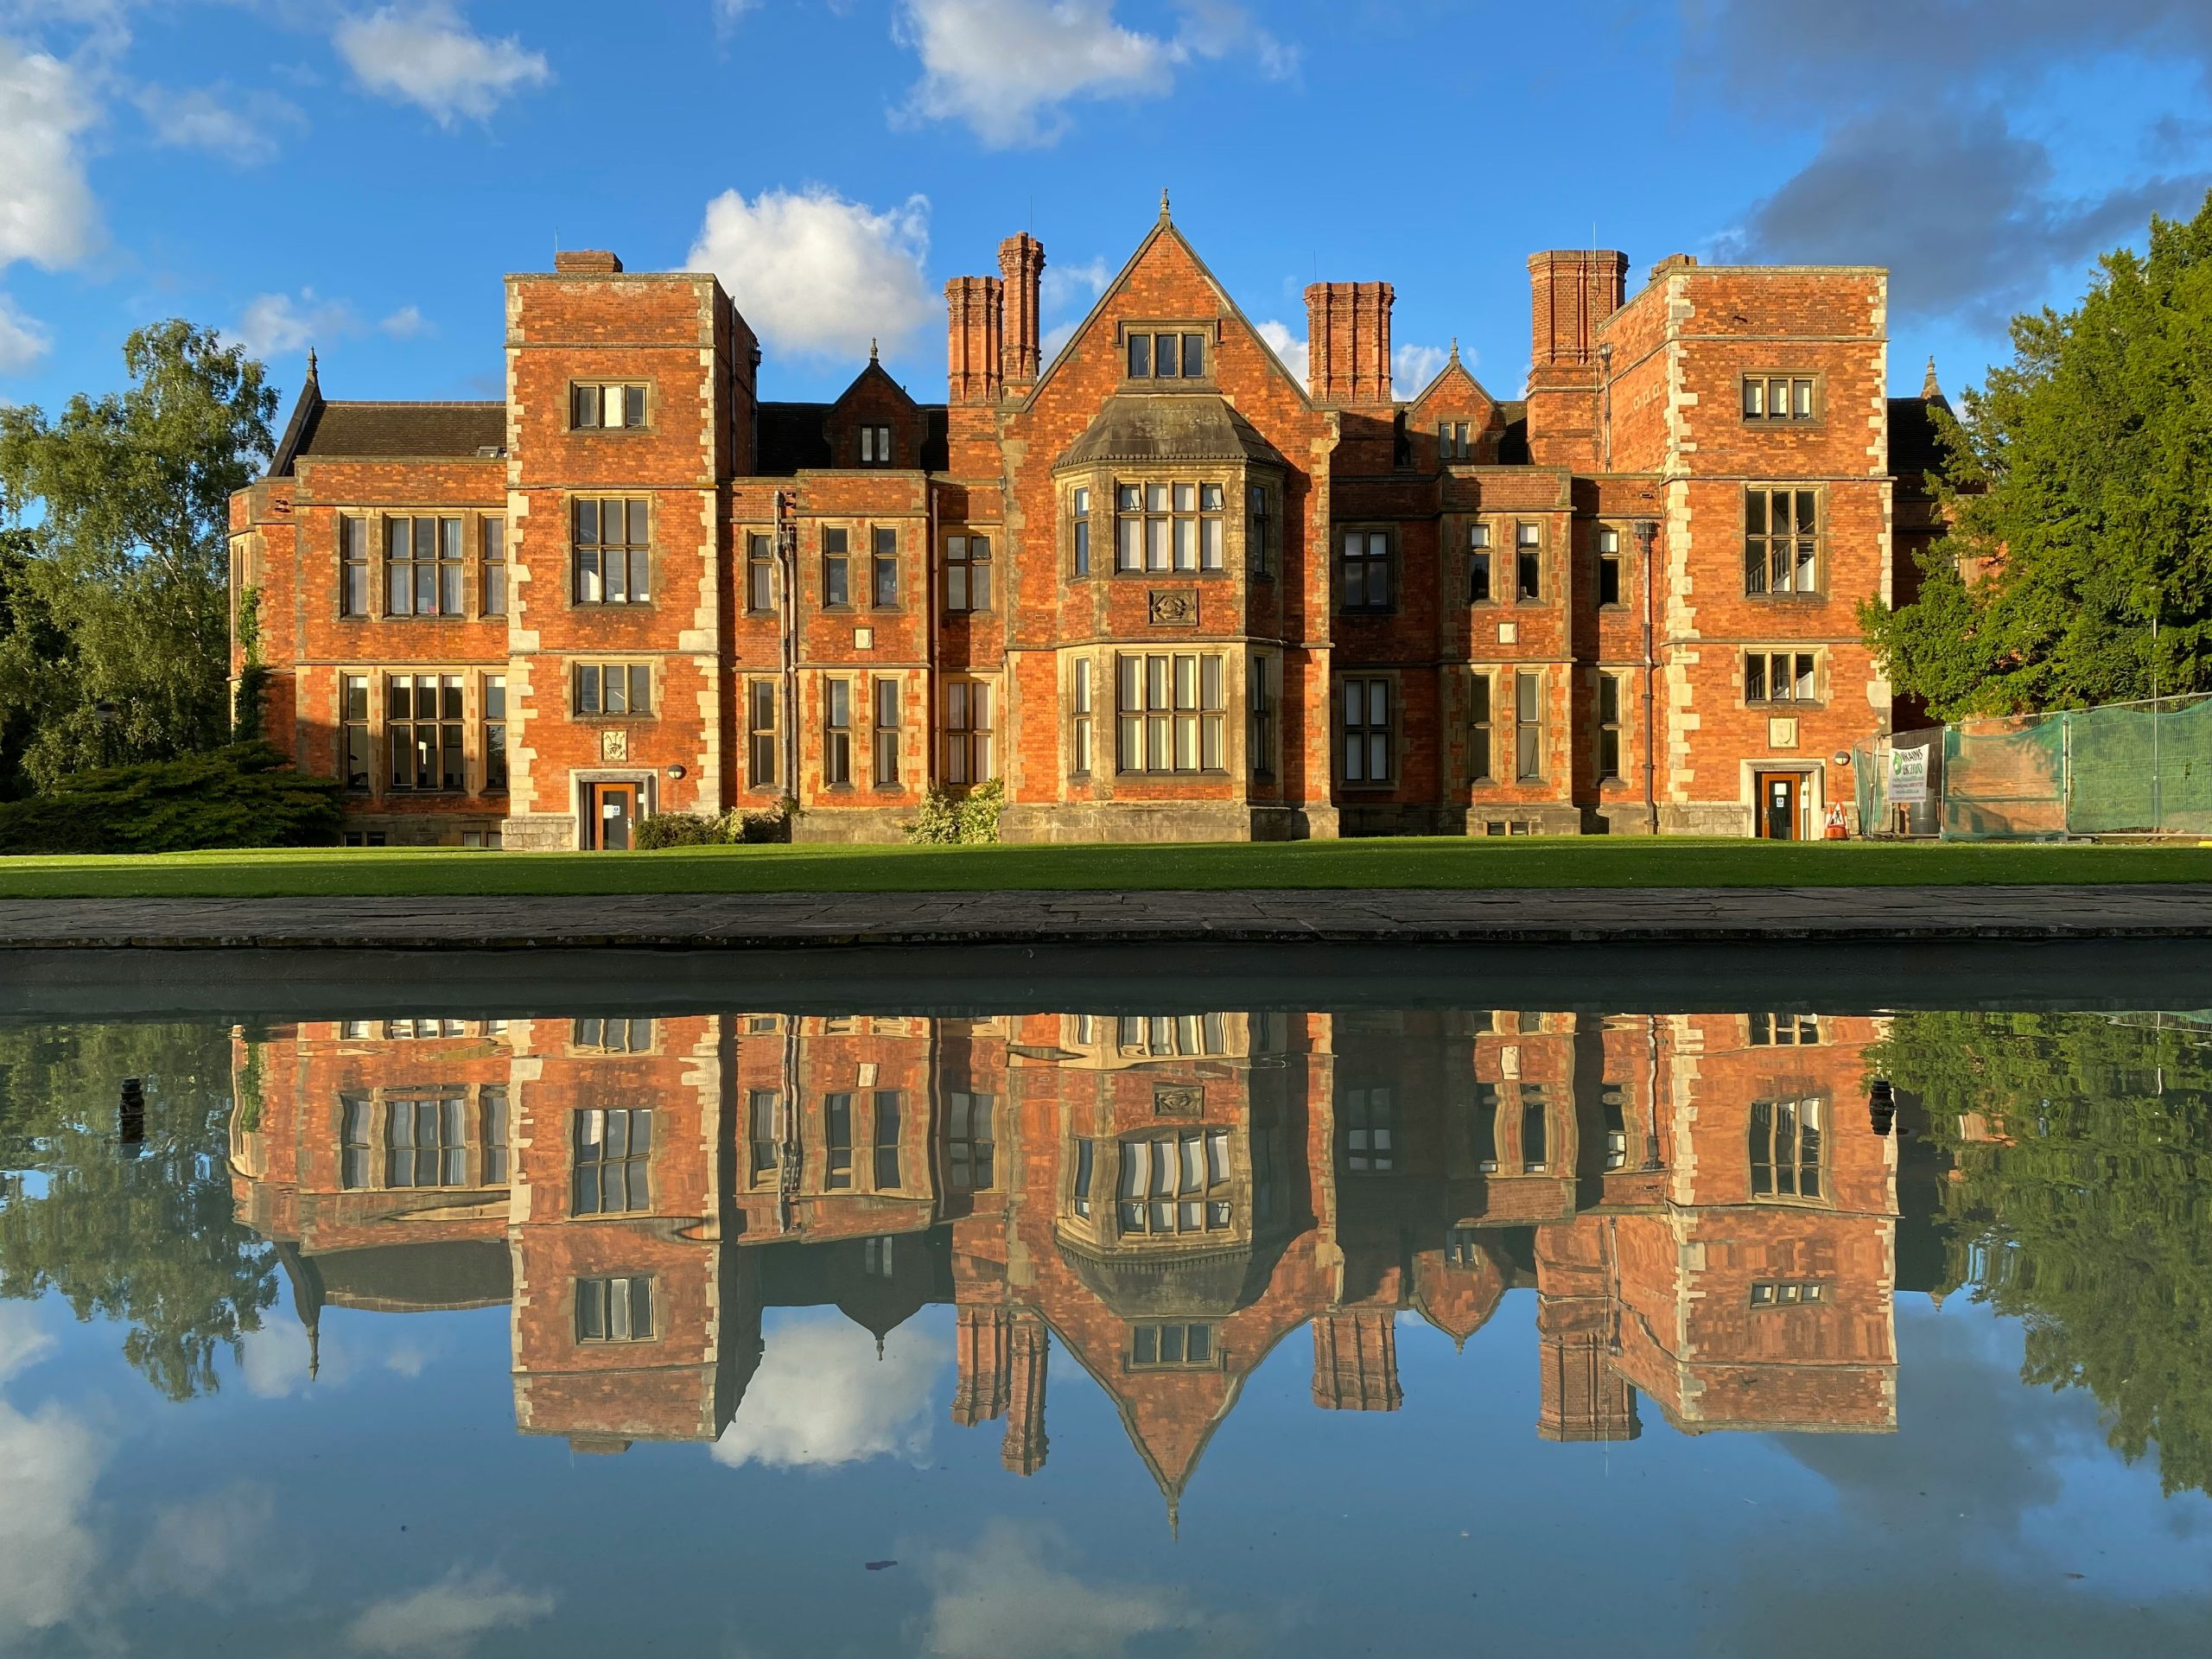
1757 772 1800 841
591 783 639 850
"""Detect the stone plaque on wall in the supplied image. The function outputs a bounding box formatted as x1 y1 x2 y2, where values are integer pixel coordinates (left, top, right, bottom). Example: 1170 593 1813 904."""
1153 1084 1204 1117
1148 588 1198 626
600 728 628 762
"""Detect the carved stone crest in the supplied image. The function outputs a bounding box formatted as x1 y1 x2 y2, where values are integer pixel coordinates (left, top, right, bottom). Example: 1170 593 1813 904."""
1147 588 1198 626
599 728 628 762
1153 1084 1204 1117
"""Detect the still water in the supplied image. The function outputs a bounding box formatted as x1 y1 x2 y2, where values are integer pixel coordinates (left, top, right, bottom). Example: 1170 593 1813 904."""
1 947 2208 1657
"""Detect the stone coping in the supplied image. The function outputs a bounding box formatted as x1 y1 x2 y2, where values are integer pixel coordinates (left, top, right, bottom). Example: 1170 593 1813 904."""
0 883 2207 950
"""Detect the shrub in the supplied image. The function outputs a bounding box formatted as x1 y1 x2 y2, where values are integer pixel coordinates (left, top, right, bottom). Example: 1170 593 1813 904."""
906 778 1004 844
633 810 724 849
631 799 795 849
0 742 345 855
733 798 795 843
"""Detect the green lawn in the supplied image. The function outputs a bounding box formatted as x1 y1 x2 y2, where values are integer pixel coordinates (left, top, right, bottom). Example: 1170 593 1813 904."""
3 836 2210 899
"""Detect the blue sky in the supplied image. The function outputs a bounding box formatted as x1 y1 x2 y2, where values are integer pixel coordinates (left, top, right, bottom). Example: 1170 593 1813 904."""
3 1288 2209 1656
2 1 2209 423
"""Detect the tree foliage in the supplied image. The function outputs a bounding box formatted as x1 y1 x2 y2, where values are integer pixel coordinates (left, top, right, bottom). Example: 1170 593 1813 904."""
0 1020 276 1401
0 741 345 854
1870 1010 2212 1495
1863 191 2212 718
0 320 276 794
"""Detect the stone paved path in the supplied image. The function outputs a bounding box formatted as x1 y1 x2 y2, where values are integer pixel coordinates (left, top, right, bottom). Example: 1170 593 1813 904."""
0 883 2205 948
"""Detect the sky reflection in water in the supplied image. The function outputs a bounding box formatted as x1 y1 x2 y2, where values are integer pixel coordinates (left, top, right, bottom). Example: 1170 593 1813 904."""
0 987 2208 1657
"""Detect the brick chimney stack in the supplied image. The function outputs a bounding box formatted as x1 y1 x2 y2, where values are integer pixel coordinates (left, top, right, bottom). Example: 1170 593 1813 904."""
1303 281 1395 405
945 276 1004 405
553 250 623 274
1528 250 1628 371
1001 1314 1050 1475
1311 1310 1402 1410
998 232 1046 389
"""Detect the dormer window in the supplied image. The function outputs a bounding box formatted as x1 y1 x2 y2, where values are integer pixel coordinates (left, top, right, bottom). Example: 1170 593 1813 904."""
1125 327 1208 382
1439 421 1471 460
570 382 647 429
858 424 892 465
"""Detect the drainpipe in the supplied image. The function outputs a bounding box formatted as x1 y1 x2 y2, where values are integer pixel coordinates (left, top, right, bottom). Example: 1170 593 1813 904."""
776 488 799 807
1638 518 1659 834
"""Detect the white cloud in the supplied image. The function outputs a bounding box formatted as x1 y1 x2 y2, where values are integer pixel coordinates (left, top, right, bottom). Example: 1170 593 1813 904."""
0 1395 103 1643
1392 341 1447 398
713 0 759 37
920 1521 1254 1659
686 185 933 360
893 0 1295 149
347 1568 553 1657
130 1482 302 1604
379 303 429 339
0 1303 54 1382
0 33 101 270
134 82 302 165
236 1314 435 1395
1040 318 1078 361
232 288 359 359
1040 252 1110 316
714 1309 944 1469
334 3 551 127
1255 318 1308 386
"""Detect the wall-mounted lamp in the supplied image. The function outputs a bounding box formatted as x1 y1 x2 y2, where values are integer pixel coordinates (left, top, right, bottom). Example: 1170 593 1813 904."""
665 764 687 780
1830 751 1852 767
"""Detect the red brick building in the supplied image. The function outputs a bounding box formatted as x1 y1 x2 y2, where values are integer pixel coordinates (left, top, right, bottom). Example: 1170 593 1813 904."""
228 203 1919 846
232 1001 1897 1481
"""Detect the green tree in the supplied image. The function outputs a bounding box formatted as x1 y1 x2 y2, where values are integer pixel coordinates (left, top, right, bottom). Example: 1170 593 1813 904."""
1870 1011 2212 1495
0 1020 276 1401
1862 191 2212 717
0 321 276 792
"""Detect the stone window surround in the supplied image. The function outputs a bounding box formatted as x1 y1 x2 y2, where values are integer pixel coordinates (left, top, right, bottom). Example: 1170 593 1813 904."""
1743 483 1827 599
338 664 509 800
569 659 658 720
1058 464 1279 582
1594 519 1630 610
1119 318 1217 385
336 507 508 624
1336 523 1398 614
567 493 654 610
1457 516 1555 608
1595 667 1627 785
566 378 653 433
1738 368 1826 425
1743 646 1826 709
334 1084 509 1193
1336 667 1400 790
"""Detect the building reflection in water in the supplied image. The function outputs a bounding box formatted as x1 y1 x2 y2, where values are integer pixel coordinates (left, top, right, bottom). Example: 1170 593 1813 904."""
229 1007 1900 1515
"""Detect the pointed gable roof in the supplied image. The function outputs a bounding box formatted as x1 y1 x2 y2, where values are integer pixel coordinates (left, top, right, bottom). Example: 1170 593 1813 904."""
1026 202 1313 410
828 350 920 419
1405 340 1501 419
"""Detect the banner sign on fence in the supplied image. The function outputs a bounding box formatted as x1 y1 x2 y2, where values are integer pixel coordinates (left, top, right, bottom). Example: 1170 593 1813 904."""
1887 745 1929 805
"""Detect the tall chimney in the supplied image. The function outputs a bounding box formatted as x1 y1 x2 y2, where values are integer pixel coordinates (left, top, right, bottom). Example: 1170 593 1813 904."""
1528 250 1629 370
998 232 1046 388
945 276 1004 406
1302 281 1395 405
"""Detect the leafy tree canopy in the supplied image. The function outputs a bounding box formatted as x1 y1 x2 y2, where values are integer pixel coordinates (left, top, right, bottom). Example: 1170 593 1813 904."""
0 1019 276 1401
1872 1010 2212 1495
1863 191 2212 718
0 321 276 794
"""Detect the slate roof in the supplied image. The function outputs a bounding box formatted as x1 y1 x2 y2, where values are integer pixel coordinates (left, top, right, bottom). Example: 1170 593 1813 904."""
281 400 507 471
1058 393 1288 469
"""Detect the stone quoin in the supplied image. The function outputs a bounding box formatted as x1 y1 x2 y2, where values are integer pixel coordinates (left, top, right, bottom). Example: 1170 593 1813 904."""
227 207 1941 848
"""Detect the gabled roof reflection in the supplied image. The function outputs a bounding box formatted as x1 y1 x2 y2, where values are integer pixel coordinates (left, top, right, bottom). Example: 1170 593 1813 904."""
232 1006 1902 1516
